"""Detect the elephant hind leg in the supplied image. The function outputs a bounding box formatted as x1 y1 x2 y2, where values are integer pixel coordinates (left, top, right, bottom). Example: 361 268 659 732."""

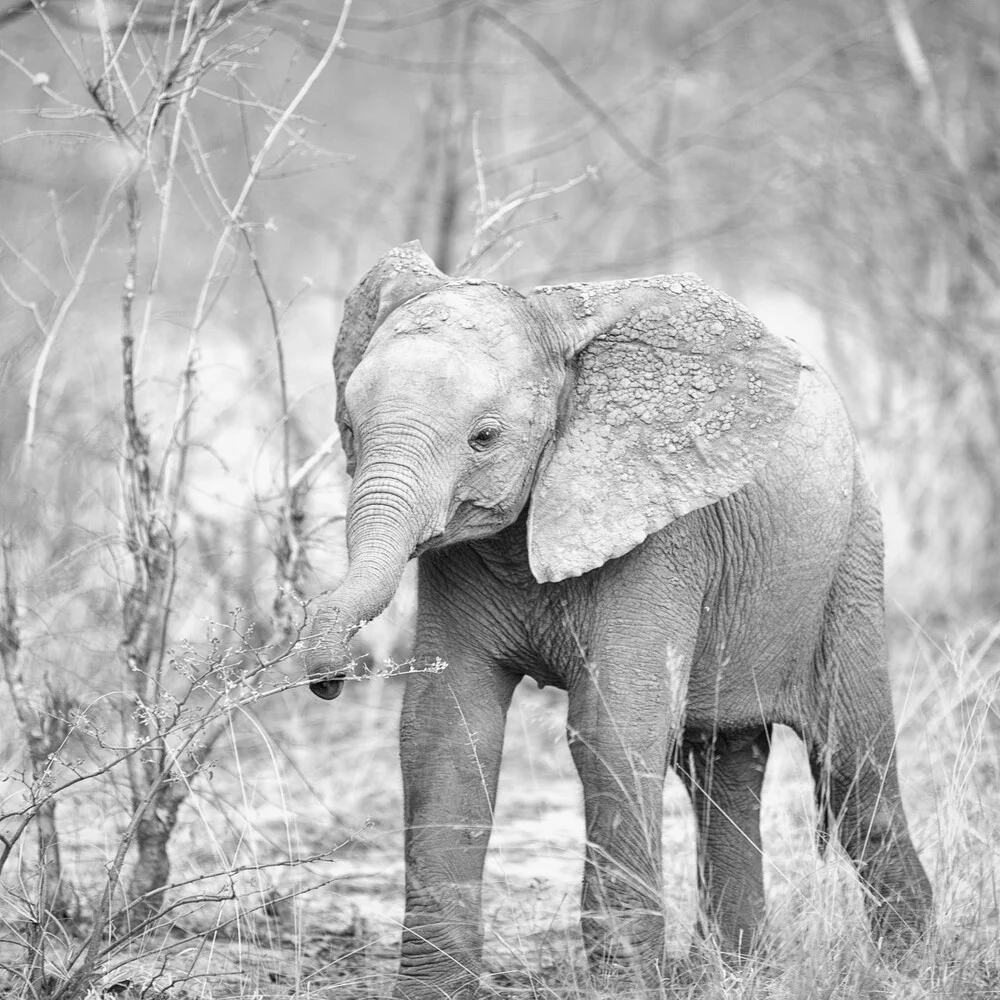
808 516 932 952
679 726 770 961
808 733 932 952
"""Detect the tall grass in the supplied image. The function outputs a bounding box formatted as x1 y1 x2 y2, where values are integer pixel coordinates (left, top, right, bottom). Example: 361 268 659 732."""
4 622 993 998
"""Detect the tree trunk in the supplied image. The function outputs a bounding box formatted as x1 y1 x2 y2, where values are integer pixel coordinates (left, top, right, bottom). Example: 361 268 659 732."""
115 796 181 935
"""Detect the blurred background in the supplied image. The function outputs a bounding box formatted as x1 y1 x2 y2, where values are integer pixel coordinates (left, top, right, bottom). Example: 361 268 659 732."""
0 1 997 994
2 0 998 634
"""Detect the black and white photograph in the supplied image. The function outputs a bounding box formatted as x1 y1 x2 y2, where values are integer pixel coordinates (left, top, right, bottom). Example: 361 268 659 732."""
0 2 997 997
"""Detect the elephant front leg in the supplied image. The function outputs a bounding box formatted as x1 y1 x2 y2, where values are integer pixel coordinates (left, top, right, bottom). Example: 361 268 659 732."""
395 661 519 1000
567 653 687 990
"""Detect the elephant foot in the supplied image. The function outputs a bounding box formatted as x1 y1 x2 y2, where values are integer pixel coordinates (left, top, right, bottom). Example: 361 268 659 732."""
588 958 693 999
862 850 933 961
583 935 681 997
689 913 770 968
584 940 667 994
872 915 933 973
392 974 481 1000
685 936 778 978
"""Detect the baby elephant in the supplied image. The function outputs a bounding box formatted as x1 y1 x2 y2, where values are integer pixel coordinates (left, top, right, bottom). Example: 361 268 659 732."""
303 242 932 998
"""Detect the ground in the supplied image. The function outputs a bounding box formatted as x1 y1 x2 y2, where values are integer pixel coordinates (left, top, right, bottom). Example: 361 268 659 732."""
2 627 998 999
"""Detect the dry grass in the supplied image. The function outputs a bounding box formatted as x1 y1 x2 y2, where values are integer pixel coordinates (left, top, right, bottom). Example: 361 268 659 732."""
3 621 997 999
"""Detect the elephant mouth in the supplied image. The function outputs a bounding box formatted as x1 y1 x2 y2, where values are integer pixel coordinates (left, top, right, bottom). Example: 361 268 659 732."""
411 503 514 557
413 535 443 557
309 674 347 700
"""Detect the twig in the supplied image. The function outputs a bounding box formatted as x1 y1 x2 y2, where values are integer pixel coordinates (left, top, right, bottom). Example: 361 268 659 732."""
471 110 488 238
0 535 75 970
281 0 470 33
885 0 943 141
0 272 47 337
434 7 477 271
29 1 106 118
136 9 207 365
23 194 118 465
461 167 595 274
0 225 58 297
48 191 75 280
0 44 87 113
238 219 310 640
883 0 1000 288
478 5 668 181
288 429 343 493
167 0 354 509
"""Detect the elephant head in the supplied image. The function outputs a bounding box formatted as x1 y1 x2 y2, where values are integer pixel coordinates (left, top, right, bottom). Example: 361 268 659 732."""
303 241 802 698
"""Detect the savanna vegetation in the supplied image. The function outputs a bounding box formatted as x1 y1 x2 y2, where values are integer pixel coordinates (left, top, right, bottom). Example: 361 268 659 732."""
0 1 997 997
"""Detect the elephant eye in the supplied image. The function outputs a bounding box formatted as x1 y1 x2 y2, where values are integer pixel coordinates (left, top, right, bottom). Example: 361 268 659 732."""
469 425 501 451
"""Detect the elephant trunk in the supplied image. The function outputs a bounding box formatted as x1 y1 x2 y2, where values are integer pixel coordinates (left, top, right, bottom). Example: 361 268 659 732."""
303 467 429 700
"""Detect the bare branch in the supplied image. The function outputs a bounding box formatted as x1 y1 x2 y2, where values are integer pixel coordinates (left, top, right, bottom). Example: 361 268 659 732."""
24 193 118 465
173 0 353 500
478 5 669 181
281 0 470 33
885 0 943 135
0 272 47 337
884 0 1000 288
5 0 259 34
288 429 342 492
0 535 76 950
461 166 597 276
0 225 58 297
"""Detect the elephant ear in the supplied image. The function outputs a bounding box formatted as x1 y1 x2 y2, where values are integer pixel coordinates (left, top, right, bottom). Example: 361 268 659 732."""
527 274 804 583
333 241 447 473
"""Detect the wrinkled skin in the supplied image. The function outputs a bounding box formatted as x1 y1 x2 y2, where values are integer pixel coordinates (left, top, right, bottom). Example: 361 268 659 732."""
301 242 932 998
